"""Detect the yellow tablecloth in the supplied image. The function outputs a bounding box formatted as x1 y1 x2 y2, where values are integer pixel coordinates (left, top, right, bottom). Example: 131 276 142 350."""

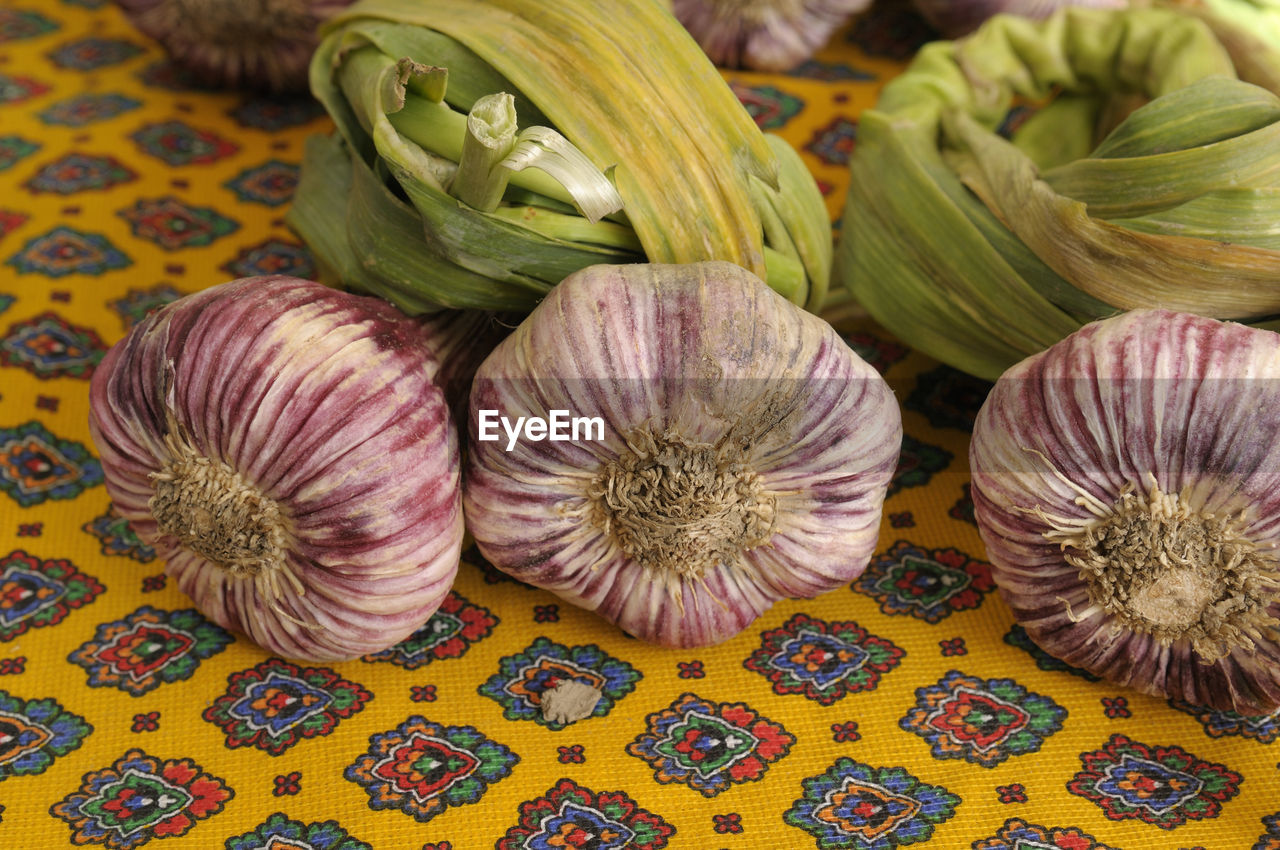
1 2 1277 848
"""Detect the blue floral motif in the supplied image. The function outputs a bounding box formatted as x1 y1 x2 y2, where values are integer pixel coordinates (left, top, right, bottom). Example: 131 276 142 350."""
0 136 40 172
1169 701 1280 744
806 116 858 166
25 153 138 195
0 421 103 507
38 93 141 126
225 812 372 850
900 671 1067 767
785 758 960 849
0 9 58 43
1 311 106 378
479 637 641 728
220 238 314 279
345 717 518 823
0 689 92 780
1254 812 1280 850
5 226 131 277
69 606 234 696
224 160 300 206
46 37 143 70
229 96 326 130
81 504 157 562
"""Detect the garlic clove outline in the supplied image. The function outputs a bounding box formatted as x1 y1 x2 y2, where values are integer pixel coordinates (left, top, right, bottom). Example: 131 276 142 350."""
970 308 1280 714
463 261 901 647
89 275 464 662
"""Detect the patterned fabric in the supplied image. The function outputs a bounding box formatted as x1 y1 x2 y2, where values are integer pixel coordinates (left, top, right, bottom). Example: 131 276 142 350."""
0 2 1276 848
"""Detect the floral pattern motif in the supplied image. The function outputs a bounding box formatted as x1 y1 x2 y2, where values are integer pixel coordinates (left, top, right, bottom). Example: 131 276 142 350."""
0 688 92 780
498 778 674 850
854 541 994 622
1068 734 1243 829
972 818 1118 850
51 748 232 848
628 693 794 797
900 671 1067 767
203 658 371 755
345 716 518 823
1 311 105 378
116 196 239 250
0 549 103 641
24 153 137 194
69 606 234 696
1168 702 1280 744
224 812 371 850
785 757 960 849
362 591 498 669
1 3 1277 846
480 637 641 728
0 421 104 507
81 504 157 562
5 226 131 276
744 613 905 704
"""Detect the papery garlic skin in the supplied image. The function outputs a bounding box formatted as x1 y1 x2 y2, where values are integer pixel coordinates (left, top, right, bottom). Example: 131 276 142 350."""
464 262 901 648
114 0 353 93
89 276 463 662
971 309 1280 714
673 0 872 71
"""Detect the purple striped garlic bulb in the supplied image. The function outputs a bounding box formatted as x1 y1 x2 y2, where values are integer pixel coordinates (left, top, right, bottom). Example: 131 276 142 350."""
88 276 463 662
673 0 873 71
971 309 1280 714
464 261 901 647
910 0 1127 38
113 0 354 93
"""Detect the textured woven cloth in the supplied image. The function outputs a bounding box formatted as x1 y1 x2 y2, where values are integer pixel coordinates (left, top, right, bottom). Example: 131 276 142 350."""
1 2 1278 849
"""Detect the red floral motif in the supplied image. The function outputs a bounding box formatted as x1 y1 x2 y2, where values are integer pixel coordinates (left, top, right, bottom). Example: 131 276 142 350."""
997 784 1027 803
713 813 743 834
558 744 585 764
1102 697 1131 719
52 749 232 848
831 721 861 743
677 661 705 679
272 771 301 796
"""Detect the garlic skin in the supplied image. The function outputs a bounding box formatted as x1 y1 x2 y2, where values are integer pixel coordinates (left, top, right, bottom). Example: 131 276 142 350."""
89 276 463 662
114 0 353 93
911 0 1127 37
971 309 1280 714
673 0 873 71
464 262 901 647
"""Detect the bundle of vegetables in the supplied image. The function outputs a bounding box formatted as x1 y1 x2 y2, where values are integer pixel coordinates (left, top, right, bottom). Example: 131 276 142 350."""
838 6 1280 381
287 0 832 315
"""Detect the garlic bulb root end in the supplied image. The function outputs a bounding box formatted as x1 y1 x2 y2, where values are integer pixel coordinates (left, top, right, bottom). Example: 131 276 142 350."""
1022 454 1280 664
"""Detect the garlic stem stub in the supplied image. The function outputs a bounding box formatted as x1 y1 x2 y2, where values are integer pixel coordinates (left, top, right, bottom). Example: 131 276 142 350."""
970 309 1280 714
88 276 464 662
463 261 901 648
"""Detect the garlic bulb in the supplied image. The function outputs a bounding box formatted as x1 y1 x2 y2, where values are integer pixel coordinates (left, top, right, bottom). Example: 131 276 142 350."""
911 0 1126 37
464 261 901 647
89 276 463 661
673 0 873 71
114 0 353 93
970 309 1280 714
